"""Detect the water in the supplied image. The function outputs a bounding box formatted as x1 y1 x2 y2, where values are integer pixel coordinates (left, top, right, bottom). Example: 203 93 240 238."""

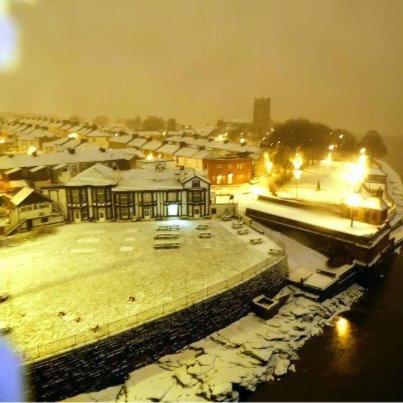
247 136 403 401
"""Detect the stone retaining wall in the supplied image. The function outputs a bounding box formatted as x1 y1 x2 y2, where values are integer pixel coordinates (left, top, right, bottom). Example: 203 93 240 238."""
27 257 288 401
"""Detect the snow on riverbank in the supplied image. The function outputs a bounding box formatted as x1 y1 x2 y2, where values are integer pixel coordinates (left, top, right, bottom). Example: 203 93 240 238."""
66 284 364 402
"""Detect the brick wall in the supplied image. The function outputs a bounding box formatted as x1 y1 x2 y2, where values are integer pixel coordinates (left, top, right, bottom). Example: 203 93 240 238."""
27 258 288 401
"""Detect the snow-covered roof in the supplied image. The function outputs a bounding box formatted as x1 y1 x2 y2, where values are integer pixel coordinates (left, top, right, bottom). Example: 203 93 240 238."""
0 144 136 170
86 130 111 138
109 135 132 144
128 137 147 148
11 187 35 206
114 167 205 191
67 163 120 187
29 165 46 173
174 147 199 158
42 138 70 148
157 143 180 154
141 140 163 151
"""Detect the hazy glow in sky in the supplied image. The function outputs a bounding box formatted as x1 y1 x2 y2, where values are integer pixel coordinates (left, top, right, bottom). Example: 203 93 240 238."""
0 0 402 136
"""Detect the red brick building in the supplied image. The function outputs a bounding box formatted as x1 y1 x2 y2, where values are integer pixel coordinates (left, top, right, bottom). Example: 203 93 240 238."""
203 156 253 185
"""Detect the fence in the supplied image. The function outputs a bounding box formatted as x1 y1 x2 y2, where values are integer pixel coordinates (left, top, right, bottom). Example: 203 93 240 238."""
21 254 285 363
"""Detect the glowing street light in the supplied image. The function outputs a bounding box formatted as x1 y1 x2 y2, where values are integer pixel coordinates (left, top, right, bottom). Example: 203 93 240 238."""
68 132 79 139
263 152 273 175
146 152 154 161
291 152 303 171
291 152 303 199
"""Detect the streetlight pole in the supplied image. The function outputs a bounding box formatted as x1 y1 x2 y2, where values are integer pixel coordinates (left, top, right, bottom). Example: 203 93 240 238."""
350 205 354 227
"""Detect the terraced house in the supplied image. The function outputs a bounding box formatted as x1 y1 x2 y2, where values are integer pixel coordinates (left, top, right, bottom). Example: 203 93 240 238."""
42 162 211 221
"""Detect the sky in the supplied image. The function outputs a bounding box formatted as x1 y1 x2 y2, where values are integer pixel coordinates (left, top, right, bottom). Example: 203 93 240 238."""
0 0 402 136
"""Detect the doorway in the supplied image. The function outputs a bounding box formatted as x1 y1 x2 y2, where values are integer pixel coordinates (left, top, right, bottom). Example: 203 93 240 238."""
167 204 178 217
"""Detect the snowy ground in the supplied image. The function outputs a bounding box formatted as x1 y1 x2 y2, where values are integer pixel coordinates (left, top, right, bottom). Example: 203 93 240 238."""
277 161 357 204
66 284 364 402
238 196 378 237
0 220 272 355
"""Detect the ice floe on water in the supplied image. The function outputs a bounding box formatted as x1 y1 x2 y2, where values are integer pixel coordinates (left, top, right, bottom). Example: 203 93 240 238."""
66 284 364 402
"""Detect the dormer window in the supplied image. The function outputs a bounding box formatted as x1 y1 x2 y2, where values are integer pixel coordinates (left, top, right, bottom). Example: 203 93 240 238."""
192 178 200 188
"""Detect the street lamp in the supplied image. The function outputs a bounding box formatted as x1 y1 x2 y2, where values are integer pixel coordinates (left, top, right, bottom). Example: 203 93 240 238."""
291 152 303 200
293 168 302 199
346 192 361 227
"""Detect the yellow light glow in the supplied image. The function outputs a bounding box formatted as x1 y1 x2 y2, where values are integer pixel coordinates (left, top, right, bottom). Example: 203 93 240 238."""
68 132 79 139
0 137 5 144
329 144 335 151
263 152 273 174
291 152 303 171
335 316 349 338
322 151 332 166
252 186 265 196
293 169 302 180
27 146 37 155
345 192 361 207
240 138 245 145
146 152 154 161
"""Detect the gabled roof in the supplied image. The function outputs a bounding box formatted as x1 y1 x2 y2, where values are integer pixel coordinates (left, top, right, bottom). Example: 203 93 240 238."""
11 187 51 206
157 143 180 154
128 137 147 148
67 163 120 187
180 170 210 185
141 140 163 151
174 147 199 158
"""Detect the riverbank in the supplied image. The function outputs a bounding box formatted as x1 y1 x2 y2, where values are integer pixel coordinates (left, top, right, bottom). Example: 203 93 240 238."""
66 285 363 402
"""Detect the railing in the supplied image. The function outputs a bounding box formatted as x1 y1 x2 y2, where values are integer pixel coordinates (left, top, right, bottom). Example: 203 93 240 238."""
20 254 285 363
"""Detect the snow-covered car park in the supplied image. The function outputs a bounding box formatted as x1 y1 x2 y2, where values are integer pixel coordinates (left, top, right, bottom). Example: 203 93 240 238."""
0 220 274 356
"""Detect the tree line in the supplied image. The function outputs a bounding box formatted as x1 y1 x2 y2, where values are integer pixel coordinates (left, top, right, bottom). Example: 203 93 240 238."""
261 118 387 162
91 115 180 132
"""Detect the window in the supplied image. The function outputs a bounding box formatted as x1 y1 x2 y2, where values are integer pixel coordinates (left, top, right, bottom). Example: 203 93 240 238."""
120 207 129 219
96 188 105 203
167 192 177 202
192 191 201 202
81 209 88 220
119 193 128 205
21 205 32 212
41 217 49 223
216 163 222 170
72 189 80 203
143 192 152 203
217 175 223 185
80 188 87 202
192 179 200 188
39 203 49 209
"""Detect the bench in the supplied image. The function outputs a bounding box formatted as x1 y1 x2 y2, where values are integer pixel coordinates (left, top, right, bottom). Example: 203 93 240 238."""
196 224 209 230
154 233 179 240
237 228 249 235
153 242 180 249
269 248 283 256
199 232 212 239
232 223 243 229
221 215 232 221
157 225 180 231
249 237 263 245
